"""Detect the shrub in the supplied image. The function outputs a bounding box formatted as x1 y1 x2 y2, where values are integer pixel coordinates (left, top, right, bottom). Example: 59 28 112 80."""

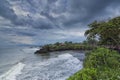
68 68 97 80
68 48 120 80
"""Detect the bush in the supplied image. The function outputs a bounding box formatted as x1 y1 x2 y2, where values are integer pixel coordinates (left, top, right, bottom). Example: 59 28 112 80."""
68 68 97 80
84 48 120 69
68 48 120 80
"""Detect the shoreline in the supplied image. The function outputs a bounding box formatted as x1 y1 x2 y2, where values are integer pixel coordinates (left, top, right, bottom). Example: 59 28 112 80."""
34 42 96 54
35 49 92 54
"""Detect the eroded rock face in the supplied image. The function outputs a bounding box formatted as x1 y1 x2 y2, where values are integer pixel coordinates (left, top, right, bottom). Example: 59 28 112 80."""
34 49 48 54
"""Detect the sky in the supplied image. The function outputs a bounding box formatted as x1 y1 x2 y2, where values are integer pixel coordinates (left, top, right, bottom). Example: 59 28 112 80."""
0 0 120 47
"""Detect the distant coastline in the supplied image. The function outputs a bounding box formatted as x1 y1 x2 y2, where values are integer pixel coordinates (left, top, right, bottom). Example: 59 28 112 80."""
34 41 97 54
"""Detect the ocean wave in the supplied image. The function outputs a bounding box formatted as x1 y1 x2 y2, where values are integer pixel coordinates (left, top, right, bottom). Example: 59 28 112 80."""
0 62 25 80
17 53 83 80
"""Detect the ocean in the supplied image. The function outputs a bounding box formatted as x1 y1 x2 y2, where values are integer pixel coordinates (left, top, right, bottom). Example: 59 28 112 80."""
0 47 85 80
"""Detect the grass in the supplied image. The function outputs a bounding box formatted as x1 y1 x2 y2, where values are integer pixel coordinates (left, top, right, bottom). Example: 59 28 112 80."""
67 48 120 80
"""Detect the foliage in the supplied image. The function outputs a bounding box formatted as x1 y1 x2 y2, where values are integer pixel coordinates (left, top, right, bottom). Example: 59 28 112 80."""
35 41 97 54
85 16 120 47
83 38 98 46
67 48 120 80
68 68 97 80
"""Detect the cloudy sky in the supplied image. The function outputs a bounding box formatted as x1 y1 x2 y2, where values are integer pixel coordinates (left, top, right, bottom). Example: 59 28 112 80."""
0 0 120 47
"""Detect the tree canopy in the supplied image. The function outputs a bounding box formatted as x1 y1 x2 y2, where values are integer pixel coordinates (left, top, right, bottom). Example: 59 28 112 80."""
85 16 120 47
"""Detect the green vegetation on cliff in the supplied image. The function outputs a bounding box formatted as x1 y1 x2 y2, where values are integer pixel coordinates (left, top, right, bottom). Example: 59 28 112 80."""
35 41 97 54
67 48 120 80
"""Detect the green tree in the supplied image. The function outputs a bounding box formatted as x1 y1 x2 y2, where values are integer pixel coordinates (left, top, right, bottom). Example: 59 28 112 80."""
85 16 120 49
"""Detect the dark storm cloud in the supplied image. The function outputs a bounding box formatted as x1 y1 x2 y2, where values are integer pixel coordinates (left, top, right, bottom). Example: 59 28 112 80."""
1 0 120 45
13 17 54 29
1 0 120 29
15 31 36 37
0 0 17 22
0 0 56 29
0 27 36 37
63 0 120 26
0 0 120 29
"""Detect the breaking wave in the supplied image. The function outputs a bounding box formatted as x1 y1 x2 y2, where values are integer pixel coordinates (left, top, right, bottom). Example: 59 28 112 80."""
0 62 25 80
17 53 83 80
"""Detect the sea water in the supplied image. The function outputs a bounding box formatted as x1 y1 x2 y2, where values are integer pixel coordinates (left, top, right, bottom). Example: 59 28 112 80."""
0 47 85 80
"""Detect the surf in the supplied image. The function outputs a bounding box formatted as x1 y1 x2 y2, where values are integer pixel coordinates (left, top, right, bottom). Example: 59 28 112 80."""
17 53 83 80
0 62 25 80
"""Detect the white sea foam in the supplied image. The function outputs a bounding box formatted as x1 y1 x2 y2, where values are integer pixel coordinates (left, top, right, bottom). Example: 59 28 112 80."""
17 53 83 80
0 62 25 80
20 47 39 54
